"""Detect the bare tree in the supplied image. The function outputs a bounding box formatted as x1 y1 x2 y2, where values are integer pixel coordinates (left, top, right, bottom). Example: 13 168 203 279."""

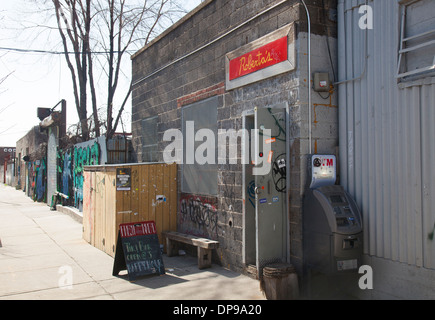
0 71 14 95
0 71 14 86
52 0 93 140
49 0 185 141
96 0 175 139
0 71 15 115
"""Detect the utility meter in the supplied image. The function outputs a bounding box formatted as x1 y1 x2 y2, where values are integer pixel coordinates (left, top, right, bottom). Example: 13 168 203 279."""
313 73 330 92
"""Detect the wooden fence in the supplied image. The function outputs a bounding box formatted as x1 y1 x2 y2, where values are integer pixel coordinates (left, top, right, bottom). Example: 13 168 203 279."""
82 163 177 257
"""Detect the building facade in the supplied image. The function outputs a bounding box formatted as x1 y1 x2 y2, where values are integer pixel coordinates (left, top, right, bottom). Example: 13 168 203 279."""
0 147 16 185
132 0 339 283
15 126 48 201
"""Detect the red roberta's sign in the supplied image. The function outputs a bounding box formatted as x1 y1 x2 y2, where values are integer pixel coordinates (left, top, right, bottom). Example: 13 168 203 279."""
229 36 288 81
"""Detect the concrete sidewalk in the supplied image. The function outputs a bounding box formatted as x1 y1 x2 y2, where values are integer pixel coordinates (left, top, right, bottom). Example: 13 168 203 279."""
0 184 265 300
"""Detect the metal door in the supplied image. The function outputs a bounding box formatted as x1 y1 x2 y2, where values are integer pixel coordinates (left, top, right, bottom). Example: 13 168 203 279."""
254 107 288 274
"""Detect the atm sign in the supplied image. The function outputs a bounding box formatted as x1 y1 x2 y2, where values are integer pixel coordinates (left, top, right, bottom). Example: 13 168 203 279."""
324 158 334 167
313 157 335 168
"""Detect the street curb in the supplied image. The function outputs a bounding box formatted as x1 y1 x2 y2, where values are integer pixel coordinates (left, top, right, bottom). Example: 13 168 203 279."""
56 205 83 224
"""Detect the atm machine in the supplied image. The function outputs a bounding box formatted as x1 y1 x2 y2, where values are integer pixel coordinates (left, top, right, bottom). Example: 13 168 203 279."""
303 155 363 276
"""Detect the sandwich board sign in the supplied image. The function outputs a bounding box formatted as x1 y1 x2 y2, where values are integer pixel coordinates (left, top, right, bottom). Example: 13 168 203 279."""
112 221 165 281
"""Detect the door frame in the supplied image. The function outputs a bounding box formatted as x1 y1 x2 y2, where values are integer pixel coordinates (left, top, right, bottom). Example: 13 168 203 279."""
242 102 291 271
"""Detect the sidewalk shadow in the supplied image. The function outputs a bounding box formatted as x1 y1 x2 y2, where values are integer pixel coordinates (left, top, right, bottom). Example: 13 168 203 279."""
115 272 189 289
113 254 240 290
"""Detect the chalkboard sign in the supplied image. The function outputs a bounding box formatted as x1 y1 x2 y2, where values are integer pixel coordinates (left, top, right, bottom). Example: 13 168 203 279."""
112 221 165 281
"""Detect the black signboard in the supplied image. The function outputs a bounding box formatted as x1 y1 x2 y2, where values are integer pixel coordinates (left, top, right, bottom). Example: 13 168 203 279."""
112 221 165 281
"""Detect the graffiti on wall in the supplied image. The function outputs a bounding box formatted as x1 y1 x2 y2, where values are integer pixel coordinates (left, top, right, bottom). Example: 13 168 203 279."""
57 150 73 206
36 159 46 202
62 151 72 196
57 139 102 209
247 180 256 208
73 141 100 208
28 159 46 203
179 194 220 240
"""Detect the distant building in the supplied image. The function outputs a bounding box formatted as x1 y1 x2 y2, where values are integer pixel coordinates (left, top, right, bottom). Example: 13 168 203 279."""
0 146 16 185
0 147 15 165
15 126 48 200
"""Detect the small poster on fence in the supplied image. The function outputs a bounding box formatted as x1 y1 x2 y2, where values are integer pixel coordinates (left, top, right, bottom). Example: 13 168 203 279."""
116 168 131 191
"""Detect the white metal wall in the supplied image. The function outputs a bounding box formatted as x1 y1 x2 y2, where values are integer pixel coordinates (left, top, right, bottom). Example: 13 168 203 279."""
338 0 435 269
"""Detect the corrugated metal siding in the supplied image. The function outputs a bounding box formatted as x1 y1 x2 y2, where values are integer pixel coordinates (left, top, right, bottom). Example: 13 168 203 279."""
338 0 435 269
106 137 132 164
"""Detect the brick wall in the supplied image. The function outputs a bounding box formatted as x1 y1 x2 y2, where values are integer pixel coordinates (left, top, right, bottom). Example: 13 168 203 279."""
177 82 225 109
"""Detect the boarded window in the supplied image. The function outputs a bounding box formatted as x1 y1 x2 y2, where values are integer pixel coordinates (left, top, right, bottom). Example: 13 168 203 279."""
141 116 158 162
397 0 435 79
182 96 218 196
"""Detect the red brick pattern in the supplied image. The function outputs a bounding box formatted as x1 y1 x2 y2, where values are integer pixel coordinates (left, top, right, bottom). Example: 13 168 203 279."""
177 82 225 108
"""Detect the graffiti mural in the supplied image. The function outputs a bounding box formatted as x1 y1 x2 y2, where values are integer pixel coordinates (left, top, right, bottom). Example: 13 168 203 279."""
57 150 74 207
247 180 256 208
35 159 46 202
62 151 72 196
73 141 100 208
28 159 46 203
57 138 103 210
179 194 220 240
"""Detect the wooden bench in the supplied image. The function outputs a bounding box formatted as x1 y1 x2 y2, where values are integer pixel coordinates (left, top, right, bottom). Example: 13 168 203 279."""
161 231 219 269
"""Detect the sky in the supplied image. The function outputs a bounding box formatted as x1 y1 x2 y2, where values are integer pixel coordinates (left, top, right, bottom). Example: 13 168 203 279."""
0 0 201 147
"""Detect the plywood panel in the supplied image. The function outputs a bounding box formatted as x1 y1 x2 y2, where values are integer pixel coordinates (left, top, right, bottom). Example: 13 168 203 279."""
94 171 105 252
105 171 117 256
93 171 101 250
169 163 178 232
82 171 92 244
115 169 124 249
148 165 157 225
162 164 170 240
155 164 164 238
84 163 178 258
90 172 97 247
140 165 149 221
129 165 140 223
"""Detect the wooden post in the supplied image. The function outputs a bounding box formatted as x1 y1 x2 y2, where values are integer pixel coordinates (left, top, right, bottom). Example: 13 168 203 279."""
166 237 176 257
198 247 212 269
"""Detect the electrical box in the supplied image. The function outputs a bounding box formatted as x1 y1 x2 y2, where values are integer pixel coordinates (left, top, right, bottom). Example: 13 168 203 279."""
313 73 330 92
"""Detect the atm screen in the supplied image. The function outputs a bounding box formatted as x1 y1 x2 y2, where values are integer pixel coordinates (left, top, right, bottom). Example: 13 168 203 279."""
329 195 344 204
